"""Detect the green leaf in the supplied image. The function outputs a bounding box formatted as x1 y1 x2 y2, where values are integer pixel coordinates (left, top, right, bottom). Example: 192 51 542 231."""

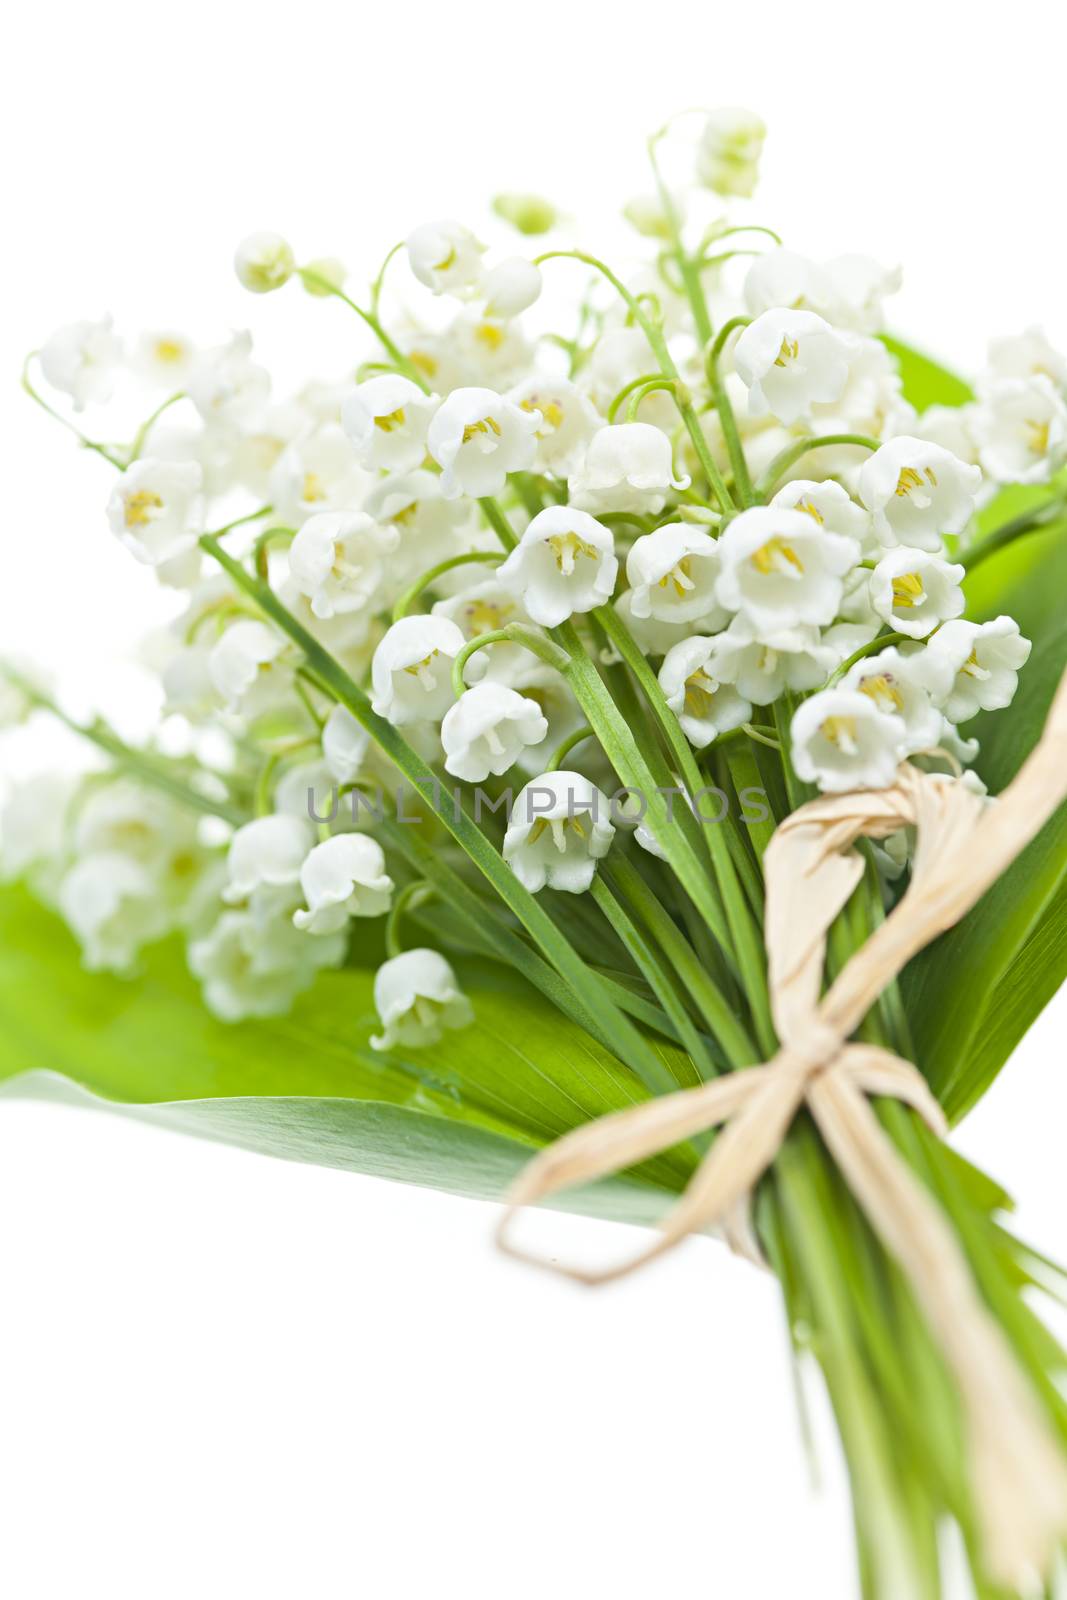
882 335 975 411
0 885 692 1222
901 528 1067 1120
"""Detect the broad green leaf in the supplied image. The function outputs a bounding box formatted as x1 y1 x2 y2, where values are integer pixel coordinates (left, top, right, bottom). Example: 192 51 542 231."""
901 532 1067 1119
0 885 693 1221
882 335 975 410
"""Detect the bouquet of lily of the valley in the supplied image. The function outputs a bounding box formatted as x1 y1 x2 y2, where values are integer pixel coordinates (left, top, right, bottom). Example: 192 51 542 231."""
5 106 1067 1598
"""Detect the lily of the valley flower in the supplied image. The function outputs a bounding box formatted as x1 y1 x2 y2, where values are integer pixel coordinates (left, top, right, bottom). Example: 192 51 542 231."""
406 220 485 297
440 681 549 780
734 309 853 426
426 386 540 498
869 547 966 639
969 377 1067 484
503 771 615 893
186 331 271 426
792 688 908 792
482 257 543 319
710 616 837 705
770 478 873 550
569 422 690 515
696 106 766 197
293 833 394 935
39 317 121 411
58 852 172 973
506 375 602 475
497 505 617 627
626 525 727 626
858 436 981 550
925 616 1032 723
341 374 439 472
209 619 291 713
715 506 859 635
322 704 370 784
288 511 399 620
224 814 316 906
370 615 467 725
659 636 753 748
233 231 295 294
985 327 1067 389
190 907 345 1022
268 424 367 526
371 949 474 1051
106 459 202 565
842 645 947 752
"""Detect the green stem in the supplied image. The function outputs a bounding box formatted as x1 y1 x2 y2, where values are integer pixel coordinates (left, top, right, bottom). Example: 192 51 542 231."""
392 551 502 621
21 354 127 469
606 857 754 1069
548 724 595 770
826 631 909 686
297 268 427 389
450 625 566 700
478 496 518 550
3 667 243 827
385 881 436 959
960 495 1067 573
756 434 882 500
252 524 296 579
589 877 710 1084
128 391 185 461
607 372 674 423
705 333 754 506
534 249 734 514
199 534 677 1098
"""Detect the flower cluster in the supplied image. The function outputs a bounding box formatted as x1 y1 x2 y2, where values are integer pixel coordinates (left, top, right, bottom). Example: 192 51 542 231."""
5 106 1054 1041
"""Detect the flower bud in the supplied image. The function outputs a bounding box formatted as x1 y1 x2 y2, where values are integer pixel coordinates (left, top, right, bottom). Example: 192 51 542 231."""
234 231 295 294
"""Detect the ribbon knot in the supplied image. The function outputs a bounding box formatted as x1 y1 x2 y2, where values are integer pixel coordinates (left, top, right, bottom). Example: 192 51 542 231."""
496 667 1067 1586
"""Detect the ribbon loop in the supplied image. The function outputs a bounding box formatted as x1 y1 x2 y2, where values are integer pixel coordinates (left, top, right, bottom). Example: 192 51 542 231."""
496 665 1067 1582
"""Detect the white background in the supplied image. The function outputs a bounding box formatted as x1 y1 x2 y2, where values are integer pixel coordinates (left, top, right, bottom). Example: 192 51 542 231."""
2 2 1066 1595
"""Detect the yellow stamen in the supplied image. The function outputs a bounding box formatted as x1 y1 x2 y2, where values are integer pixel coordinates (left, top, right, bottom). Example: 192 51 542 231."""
374 407 406 433
433 247 456 272
683 668 718 718
657 555 696 598
796 498 825 525
409 350 438 379
858 673 904 713
891 571 925 609
302 472 326 503
895 466 925 497
1026 418 1050 456
474 323 505 351
465 599 514 634
124 490 163 528
154 338 184 364
462 416 503 444
548 532 598 575
773 336 800 367
822 715 858 753
750 538 803 576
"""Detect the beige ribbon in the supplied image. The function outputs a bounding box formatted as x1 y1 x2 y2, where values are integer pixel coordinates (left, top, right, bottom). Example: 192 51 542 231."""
497 665 1067 1586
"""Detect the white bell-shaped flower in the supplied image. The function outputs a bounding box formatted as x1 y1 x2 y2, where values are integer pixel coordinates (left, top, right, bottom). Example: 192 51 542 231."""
496 506 617 627
569 423 689 515
984 327 1067 389
791 688 908 793
190 907 345 1022
371 948 474 1051
822 255 903 334
842 645 946 752
710 616 837 706
869 547 966 639
696 107 766 197
39 317 121 410
441 682 548 781
209 620 291 713
744 251 832 319
482 258 542 319
426 386 540 498
268 424 367 526
716 506 859 636
612 589 692 657
224 814 316 906
625 525 728 626
734 309 853 426
969 377 1067 485
341 374 439 472
288 511 398 620
293 833 394 935
363 469 472 587
858 437 981 551
106 459 203 566
659 637 752 748
233 231 295 293
910 404 979 464
370 615 467 725
406 220 485 297
58 852 171 973
770 478 874 552
132 330 198 387
187 331 271 426
503 771 615 893
924 617 1032 723
322 705 371 784
506 375 602 476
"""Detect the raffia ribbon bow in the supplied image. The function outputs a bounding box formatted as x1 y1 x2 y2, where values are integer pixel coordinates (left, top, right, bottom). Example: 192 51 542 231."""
497 666 1067 1586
